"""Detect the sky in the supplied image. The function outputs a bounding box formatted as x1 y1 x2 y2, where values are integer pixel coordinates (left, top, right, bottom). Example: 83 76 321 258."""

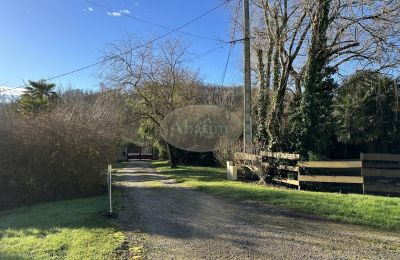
0 0 242 93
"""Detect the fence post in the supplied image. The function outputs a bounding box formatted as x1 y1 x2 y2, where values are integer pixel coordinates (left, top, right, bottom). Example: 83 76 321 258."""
360 153 365 195
297 168 301 190
108 164 113 213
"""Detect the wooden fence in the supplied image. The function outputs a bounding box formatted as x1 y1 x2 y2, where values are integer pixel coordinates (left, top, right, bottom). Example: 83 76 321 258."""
297 160 363 191
361 153 400 194
233 152 400 195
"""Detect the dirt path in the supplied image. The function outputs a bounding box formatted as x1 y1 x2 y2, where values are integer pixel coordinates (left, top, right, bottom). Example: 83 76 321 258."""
114 161 400 260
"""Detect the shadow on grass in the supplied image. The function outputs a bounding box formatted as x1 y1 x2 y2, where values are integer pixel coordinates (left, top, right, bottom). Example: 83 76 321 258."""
151 160 170 168
157 165 225 182
0 195 115 232
0 253 25 260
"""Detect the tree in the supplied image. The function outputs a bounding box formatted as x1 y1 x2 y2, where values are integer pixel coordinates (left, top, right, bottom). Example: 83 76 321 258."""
251 0 312 151
99 38 202 168
334 71 400 153
18 80 58 116
255 48 269 142
326 0 400 72
295 0 335 158
232 0 400 155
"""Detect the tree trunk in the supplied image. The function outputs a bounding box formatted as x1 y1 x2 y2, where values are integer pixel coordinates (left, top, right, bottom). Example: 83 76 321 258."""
267 35 283 151
256 49 269 141
298 0 332 157
166 143 176 168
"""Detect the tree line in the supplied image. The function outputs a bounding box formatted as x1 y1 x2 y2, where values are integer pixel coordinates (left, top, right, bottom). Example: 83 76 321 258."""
240 0 400 159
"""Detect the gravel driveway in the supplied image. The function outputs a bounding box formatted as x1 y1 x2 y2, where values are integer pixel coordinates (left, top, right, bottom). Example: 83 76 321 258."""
114 161 400 260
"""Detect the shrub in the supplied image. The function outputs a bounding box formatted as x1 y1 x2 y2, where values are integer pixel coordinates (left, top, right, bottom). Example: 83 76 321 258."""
0 91 129 209
214 140 242 166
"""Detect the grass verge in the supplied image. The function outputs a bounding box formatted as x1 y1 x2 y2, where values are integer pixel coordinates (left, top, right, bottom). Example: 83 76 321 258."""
0 193 125 259
152 160 400 231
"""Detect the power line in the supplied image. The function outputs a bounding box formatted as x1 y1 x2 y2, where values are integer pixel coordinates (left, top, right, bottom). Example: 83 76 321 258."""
193 43 227 61
84 0 227 43
0 0 233 94
221 42 234 86
221 0 241 87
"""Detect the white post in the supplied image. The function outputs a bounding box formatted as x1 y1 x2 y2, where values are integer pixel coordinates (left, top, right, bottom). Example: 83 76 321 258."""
226 161 238 180
227 161 232 180
108 164 112 213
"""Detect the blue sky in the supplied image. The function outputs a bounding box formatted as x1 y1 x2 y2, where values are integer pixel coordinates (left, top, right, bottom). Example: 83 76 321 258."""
0 0 241 92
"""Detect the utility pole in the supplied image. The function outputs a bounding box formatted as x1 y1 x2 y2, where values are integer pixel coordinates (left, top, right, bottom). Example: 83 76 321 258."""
243 0 252 152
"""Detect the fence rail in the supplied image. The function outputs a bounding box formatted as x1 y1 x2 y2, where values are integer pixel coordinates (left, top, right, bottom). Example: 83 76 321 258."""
361 153 400 161
361 153 400 195
259 151 300 160
232 152 400 195
298 175 364 184
297 161 362 168
362 168 400 177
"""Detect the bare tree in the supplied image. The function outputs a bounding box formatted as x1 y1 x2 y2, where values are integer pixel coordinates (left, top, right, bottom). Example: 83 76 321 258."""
326 0 400 72
99 38 203 167
249 0 311 150
230 0 400 152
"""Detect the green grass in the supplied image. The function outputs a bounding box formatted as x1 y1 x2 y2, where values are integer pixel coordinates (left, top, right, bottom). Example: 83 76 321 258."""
0 194 125 260
152 160 400 231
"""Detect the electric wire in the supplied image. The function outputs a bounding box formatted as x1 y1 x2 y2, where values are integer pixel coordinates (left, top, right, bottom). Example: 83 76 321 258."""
0 0 233 94
221 0 241 87
84 0 227 43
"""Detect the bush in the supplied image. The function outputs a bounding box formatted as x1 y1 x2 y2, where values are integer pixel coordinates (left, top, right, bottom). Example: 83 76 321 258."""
214 140 242 166
0 91 129 209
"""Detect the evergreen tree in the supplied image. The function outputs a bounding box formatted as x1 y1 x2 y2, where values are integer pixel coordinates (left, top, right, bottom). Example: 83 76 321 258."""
334 71 400 153
18 80 58 116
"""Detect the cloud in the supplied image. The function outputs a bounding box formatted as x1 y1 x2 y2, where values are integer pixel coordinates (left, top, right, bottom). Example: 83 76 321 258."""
83 7 94 12
107 11 122 17
107 9 131 17
0 87 25 96
120 9 130 15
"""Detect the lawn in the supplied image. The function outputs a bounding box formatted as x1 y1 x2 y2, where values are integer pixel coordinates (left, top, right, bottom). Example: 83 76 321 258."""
0 195 125 260
152 160 400 231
